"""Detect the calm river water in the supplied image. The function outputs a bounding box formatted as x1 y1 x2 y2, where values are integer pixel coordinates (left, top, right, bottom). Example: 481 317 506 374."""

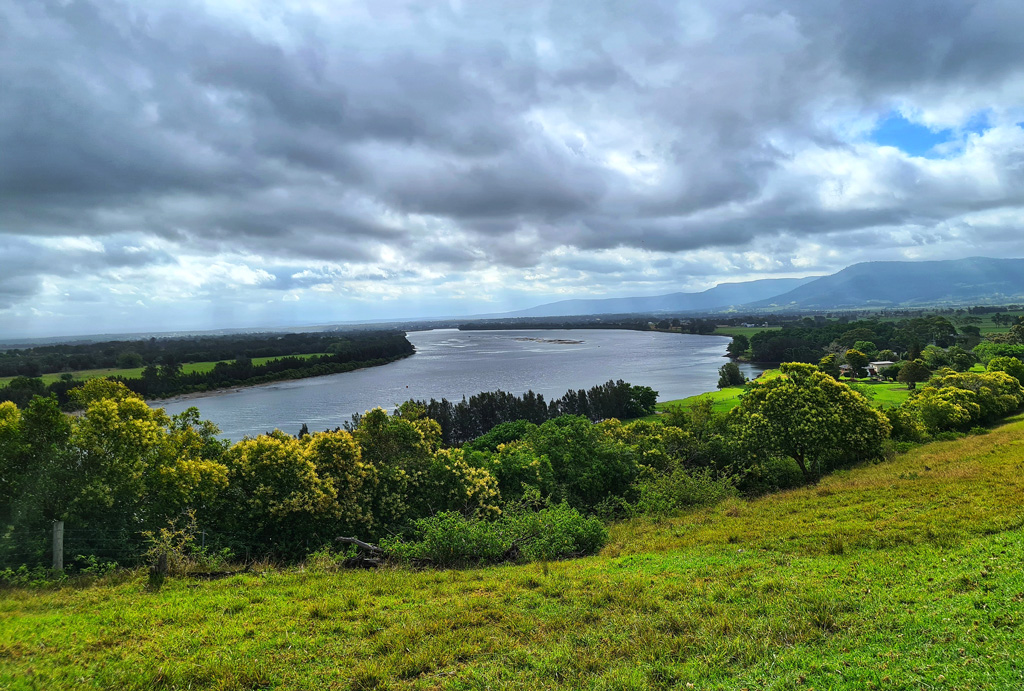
157 329 764 440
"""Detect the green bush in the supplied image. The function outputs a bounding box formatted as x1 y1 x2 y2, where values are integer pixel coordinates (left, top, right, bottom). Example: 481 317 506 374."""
737 456 806 495
632 467 737 517
380 504 608 567
0 564 64 589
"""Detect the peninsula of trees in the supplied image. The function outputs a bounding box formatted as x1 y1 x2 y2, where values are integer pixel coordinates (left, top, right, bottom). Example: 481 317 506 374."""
0 330 414 408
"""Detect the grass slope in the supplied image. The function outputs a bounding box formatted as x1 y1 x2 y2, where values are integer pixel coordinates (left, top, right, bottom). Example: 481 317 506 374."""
3 417 1024 689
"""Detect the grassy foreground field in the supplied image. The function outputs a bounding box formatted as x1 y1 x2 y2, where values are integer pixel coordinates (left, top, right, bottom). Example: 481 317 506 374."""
3 417 1024 689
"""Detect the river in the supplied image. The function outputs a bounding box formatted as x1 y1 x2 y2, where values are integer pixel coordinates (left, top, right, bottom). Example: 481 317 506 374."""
157 329 764 440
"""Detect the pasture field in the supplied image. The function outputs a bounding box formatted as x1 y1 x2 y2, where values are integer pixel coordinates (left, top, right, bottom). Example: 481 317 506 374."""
3 416 1023 690
712 325 780 338
644 369 917 420
961 311 1024 336
0 354 329 386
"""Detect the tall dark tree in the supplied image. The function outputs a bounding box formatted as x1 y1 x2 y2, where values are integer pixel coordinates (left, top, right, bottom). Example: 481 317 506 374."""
727 335 749 358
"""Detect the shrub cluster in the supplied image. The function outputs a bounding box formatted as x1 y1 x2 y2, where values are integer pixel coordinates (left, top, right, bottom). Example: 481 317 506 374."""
380 502 608 567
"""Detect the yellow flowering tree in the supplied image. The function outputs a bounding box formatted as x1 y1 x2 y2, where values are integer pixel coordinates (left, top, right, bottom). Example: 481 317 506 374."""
422 447 500 518
732 362 891 482
0 402 24 522
353 407 438 529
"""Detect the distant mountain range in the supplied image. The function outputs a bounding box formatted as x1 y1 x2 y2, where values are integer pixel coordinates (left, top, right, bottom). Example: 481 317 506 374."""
504 278 818 318
509 257 1024 317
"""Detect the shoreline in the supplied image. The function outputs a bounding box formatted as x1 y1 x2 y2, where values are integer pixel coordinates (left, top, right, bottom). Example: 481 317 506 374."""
146 356 412 408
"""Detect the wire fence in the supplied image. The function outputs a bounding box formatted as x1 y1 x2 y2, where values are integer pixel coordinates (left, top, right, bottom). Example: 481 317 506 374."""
0 524 304 571
0 518 354 575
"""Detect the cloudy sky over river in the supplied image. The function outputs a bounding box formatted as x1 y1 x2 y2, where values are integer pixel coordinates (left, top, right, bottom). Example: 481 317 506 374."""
4 1 1024 337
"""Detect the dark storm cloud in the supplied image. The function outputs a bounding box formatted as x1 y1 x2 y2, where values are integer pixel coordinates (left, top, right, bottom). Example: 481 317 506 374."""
3 0 1024 325
817 0 1024 89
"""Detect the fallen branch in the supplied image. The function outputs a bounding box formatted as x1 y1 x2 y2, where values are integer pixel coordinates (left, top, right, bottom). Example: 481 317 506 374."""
335 536 388 568
335 536 385 555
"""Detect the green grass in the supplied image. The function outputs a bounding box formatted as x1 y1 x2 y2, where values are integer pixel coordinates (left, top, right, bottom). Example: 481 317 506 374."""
652 386 748 416
0 354 330 386
4 417 1024 689
848 380 914 408
961 311 1024 336
638 369 785 420
712 325 781 338
640 373 912 423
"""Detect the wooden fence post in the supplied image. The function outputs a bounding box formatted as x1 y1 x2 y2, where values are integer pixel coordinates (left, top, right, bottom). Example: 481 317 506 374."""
52 521 64 573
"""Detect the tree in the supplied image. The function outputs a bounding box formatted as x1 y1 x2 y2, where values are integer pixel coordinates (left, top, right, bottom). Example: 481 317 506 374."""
844 349 869 379
880 364 902 381
946 346 976 372
897 359 931 390
840 328 876 347
1011 320 1024 344
852 341 878 358
0 402 24 521
906 340 923 361
527 415 640 510
988 356 1024 386
1 377 45 408
731 362 891 482
921 345 950 370
353 407 440 528
924 371 1024 423
910 387 980 433
3 396 75 532
726 335 749 358
628 385 658 417
718 362 747 389
818 354 841 380
116 351 144 369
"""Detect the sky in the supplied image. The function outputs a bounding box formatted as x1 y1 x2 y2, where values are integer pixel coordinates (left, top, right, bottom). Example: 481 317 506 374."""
3 0 1024 338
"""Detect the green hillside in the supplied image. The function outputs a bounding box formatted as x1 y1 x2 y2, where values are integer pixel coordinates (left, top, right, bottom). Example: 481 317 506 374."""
4 416 1023 689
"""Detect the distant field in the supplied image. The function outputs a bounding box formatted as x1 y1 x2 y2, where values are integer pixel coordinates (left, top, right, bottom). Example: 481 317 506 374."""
852 380 914 408
641 369 912 422
0 353 329 386
5 416 1024 689
712 325 781 338
969 311 1024 335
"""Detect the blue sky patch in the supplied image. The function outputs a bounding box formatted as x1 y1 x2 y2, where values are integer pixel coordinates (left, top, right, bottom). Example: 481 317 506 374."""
870 113 951 157
870 111 991 158
868 111 995 157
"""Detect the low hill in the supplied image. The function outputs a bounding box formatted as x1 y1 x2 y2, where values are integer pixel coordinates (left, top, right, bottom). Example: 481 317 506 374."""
747 256 1024 310
5 417 1024 689
505 277 816 317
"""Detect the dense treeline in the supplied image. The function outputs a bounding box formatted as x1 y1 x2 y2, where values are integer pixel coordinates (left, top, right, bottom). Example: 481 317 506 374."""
0 380 655 566
0 330 408 378
748 316 968 362
0 332 414 407
459 317 719 334
394 380 657 446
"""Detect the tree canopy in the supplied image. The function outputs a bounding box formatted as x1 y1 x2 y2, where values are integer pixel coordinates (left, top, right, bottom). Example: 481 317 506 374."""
731 362 891 481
